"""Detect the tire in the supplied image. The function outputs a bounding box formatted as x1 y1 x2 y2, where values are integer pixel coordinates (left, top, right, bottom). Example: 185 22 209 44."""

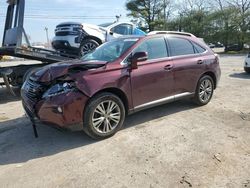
193 75 214 106
79 39 99 57
83 92 126 140
244 67 250 73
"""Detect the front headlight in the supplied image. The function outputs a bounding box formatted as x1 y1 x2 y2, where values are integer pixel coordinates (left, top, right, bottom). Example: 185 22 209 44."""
42 82 75 99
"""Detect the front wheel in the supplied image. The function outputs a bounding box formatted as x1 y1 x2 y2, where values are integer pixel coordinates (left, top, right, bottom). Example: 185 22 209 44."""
83 92 126 140
193 75 214 106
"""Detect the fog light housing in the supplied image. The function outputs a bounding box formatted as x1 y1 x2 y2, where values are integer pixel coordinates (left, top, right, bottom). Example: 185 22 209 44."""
57 107 63 113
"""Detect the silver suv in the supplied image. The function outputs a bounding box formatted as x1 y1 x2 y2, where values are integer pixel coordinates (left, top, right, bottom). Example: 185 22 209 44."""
52 22 145 56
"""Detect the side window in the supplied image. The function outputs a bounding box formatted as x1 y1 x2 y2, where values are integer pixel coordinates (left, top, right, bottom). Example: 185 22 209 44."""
168 37 195 56
111 24 133 35
133 37 168 60
192 42 206 53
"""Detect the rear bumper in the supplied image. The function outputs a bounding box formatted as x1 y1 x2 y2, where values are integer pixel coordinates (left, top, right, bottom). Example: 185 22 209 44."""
22 91 89 128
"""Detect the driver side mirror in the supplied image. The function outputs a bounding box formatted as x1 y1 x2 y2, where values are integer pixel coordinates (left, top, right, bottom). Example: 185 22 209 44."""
109 29 114 35
130 52 148 70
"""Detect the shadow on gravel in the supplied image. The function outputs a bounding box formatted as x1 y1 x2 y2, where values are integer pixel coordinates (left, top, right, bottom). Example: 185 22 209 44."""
0 99 197 165
229 72 250 79
0 87 21 105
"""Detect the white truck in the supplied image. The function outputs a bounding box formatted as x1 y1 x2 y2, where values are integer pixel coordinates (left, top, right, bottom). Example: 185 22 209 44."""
52 21 146 56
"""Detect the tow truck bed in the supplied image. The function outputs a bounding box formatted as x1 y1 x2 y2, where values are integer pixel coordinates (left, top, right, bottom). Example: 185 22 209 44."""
0 0 79 95
0 46 75 63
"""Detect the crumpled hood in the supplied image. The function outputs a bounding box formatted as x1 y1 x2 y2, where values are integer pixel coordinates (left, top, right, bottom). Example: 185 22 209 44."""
31 59 107 83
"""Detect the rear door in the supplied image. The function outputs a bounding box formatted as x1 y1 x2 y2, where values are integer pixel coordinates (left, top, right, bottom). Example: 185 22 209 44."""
167 37 207 95
130 37 174 108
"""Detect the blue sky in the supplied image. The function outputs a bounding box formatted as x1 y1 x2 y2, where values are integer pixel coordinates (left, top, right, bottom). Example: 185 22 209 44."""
0 0 129 44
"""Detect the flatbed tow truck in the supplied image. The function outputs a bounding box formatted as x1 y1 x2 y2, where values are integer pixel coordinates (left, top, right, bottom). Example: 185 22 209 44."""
0 0 78 95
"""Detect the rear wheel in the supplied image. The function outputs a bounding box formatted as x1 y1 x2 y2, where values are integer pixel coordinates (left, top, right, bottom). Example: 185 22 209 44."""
79 39 99 57
193 75 214 106
83 92 125 139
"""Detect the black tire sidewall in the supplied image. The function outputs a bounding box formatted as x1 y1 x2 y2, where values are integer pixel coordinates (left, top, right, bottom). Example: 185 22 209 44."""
79 39 99 57
244 67 250 73
194 75 214 106
83 92 125 139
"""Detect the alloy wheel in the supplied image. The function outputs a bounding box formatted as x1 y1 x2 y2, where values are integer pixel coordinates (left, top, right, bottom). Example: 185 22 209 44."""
82 42 98 55
92 100 121 134
199 79 213 103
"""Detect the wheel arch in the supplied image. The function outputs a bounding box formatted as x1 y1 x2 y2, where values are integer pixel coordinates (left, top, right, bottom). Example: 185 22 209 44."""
82 35 103 45
85 88 129 115
201 71 217 89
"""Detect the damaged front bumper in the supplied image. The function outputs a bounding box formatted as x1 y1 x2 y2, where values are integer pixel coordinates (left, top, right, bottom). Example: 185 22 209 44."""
22 90 89 137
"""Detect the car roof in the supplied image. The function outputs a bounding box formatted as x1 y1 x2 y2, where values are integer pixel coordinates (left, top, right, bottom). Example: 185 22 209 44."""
147 31 195 37
116 31 202 44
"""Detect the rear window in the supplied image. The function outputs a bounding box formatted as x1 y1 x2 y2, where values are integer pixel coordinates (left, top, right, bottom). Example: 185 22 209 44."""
192 42 206 53
168 37 195 56
98 23 113 27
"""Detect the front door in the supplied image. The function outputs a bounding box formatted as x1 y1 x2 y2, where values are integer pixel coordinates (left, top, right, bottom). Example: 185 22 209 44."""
130 37 174 109
107 24 133 41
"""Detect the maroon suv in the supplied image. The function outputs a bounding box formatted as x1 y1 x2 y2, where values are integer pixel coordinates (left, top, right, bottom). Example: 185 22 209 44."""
21 31 221 139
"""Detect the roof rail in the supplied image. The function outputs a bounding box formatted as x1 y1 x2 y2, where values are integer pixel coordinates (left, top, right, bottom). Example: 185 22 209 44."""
147 31 194 37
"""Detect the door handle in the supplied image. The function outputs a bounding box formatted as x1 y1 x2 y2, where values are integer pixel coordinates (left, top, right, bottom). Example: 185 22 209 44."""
197 60 204 65
164 64 173 71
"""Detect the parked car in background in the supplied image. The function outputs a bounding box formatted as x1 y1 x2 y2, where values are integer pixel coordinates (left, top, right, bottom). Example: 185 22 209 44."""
225 44 242 52
208 43 215 48
244 52 250 73
52 21 146 56
215 42 224 47
22 31 221 139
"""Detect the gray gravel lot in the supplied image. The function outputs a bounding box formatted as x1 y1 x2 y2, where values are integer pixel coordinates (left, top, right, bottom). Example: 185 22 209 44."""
0 55 249 188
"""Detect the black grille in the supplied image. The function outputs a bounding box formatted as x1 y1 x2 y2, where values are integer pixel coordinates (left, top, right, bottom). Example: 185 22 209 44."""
55 31 80 36
23 79 46 103
55 31 71 36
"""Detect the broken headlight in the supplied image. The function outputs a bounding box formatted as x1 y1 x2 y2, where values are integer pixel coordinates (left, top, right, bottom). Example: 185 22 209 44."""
42 82 75 99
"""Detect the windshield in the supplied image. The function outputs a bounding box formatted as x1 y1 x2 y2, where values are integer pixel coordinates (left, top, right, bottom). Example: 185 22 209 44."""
82 38 138 62
98 22 114 27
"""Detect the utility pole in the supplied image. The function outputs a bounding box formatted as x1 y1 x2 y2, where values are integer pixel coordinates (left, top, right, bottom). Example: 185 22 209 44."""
44 27 50 48
179 13 183 32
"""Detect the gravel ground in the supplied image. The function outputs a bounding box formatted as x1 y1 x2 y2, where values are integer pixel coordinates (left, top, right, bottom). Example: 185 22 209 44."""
0 55 249 188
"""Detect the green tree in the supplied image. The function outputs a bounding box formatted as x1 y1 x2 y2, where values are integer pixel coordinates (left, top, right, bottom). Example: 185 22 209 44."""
126 0 170 31
228 0 250 47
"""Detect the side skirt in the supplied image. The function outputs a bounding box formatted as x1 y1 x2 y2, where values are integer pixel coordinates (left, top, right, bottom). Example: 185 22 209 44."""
128 92 195 115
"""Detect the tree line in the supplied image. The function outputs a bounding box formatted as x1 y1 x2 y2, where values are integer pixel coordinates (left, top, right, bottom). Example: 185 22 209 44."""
126 0 250 49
